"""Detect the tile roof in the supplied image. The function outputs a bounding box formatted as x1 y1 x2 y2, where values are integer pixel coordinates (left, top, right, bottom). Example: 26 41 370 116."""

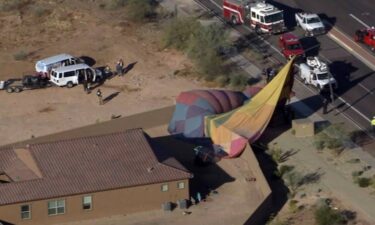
0 129 191 205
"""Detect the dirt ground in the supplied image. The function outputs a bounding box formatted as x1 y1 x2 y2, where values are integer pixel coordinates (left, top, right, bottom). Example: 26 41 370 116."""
0 0 204 145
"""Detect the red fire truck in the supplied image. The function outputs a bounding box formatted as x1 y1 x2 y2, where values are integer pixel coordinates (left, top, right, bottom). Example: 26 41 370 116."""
223 0 286 34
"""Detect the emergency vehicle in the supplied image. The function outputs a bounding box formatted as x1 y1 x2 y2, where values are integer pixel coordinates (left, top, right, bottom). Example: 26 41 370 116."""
354 27 375 51
223 0 286 34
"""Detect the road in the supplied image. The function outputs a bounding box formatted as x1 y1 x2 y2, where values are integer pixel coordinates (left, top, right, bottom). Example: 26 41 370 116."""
195 0 375 143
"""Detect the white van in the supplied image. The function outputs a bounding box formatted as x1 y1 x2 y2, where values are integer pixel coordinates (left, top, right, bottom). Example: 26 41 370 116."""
35 53 83 73
50 64 103 88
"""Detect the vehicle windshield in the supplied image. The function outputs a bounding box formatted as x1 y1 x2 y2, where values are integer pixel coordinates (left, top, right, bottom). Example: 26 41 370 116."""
287 44 302 50
265 12 283 23
317 73 329 80
306 17 321 24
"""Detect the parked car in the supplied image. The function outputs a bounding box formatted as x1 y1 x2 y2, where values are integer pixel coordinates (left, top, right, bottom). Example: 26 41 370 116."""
295 12 325 36
49 64 103 88
354 27 375 51
279 33 305 59
35 53 83 74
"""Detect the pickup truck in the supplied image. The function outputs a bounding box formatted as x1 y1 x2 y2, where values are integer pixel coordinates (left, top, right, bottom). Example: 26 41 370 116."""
279 32 305 59
295 12 325 36
0 75 51 93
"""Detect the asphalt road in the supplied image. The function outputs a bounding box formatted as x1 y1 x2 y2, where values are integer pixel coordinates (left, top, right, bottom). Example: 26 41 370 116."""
195 0 375 135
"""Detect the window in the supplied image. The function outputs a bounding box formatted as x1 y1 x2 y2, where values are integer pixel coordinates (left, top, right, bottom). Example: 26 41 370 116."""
20 204 31 220
251 12 256 18
82 196 92 210
161 184 169 192
48 199 65 216
63 71 76 77
260 16 264 23
177 182 185 189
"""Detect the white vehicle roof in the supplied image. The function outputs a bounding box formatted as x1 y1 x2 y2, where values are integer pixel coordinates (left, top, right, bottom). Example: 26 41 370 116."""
36 53 74 65
297 12 319 19
252 2 281 14
51 63 90 73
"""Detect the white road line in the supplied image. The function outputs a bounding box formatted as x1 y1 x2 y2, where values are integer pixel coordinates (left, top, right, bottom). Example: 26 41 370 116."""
359 83 373 94
349 13 370 28
204 0 372 125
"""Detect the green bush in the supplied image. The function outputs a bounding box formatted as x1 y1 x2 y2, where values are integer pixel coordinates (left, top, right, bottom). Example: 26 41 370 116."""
269 147 283 164
289 199 299 213
162 17 200 50
356 177 371 188
277 165 295 177
314 204 345 225
13 50 29 61
215 75 229 87
229 73 248 90
351 170 363 177
0 0 28 12
126 0 155 22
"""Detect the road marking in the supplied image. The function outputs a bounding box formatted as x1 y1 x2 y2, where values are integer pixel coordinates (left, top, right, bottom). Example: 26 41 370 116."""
349 13 370 28
358 83 373 94
200 0 373 127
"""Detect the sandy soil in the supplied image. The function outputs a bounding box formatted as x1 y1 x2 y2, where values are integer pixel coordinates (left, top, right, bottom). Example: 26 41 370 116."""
0 0 203 145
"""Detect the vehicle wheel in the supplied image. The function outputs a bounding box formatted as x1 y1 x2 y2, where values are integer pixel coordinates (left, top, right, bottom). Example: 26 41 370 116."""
67 82 74 88
255 25 262 35
14 87 22 93
6 87 14 93
231 16 237 25
317 84 321 91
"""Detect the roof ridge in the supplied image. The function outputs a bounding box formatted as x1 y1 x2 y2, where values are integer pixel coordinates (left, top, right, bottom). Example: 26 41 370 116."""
28 128 144 148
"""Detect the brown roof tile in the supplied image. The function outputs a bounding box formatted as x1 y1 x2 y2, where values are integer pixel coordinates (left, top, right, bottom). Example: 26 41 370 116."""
0 129 191 205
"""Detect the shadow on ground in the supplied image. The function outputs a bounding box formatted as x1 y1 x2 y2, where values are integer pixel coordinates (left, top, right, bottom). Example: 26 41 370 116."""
151 135 235 199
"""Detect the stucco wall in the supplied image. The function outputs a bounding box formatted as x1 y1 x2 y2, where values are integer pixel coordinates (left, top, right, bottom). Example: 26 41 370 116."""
0 179 189 225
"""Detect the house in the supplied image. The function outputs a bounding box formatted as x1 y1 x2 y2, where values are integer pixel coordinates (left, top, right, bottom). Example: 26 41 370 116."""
0 128 192 225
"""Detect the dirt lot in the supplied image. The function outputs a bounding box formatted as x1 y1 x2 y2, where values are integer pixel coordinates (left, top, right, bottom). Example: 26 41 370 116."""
0 0 204 145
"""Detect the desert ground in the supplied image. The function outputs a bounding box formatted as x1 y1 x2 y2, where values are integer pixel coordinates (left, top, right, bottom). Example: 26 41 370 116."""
0 0 204 145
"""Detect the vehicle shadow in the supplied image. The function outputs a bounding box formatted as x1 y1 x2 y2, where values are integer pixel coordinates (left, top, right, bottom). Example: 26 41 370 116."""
267 0 303 29
79 56 96 66
318 13 337 32
289 94 326 118
300 36 320 56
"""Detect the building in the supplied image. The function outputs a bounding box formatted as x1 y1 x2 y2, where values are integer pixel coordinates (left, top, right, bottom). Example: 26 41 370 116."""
0 128 192 225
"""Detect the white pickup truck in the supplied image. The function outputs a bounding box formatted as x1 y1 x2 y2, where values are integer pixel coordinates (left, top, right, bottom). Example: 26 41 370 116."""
295 12 325 36
296 57 337 91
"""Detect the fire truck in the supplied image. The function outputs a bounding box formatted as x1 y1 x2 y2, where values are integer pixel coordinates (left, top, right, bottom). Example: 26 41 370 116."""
223 0 286 34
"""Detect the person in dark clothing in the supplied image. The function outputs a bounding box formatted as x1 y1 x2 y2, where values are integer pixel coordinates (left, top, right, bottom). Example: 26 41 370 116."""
322 98 329 114
116 59 124 76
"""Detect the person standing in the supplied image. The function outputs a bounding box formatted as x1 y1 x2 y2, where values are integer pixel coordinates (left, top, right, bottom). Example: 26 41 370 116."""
96 89 103 105
116 59 124 76
322 98 329 114
371 116 375 133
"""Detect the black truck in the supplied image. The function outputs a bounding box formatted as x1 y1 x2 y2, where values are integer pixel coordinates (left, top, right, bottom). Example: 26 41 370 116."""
0 75 51 93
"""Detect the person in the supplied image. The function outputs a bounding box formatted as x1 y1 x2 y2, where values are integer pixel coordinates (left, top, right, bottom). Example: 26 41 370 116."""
96 89 103 105
116 59 124 76
371 116 375 133
322 98 329 114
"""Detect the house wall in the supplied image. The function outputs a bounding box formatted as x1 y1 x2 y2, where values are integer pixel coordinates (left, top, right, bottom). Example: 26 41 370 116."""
0 179 189 225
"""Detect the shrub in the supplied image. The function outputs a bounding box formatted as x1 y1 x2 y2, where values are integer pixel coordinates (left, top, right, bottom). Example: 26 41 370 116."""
355 177 371 188
351 170 363 177
102 0 127 10
0 0 28 12
269 146 283 164
13 50 29 61
215 75 229 87
278 165 295 177
229 73 248 90
162 17 200 50
314 204 345 225
30 5 51 17
126 0 155 22
283 171 303 197
289 199 299 213
346 158 360 164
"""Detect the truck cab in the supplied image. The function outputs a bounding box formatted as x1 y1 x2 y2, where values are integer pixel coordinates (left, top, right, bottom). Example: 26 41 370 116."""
223 0 285 34
279 33 305 59
295 12 325 36
354 28 375 51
